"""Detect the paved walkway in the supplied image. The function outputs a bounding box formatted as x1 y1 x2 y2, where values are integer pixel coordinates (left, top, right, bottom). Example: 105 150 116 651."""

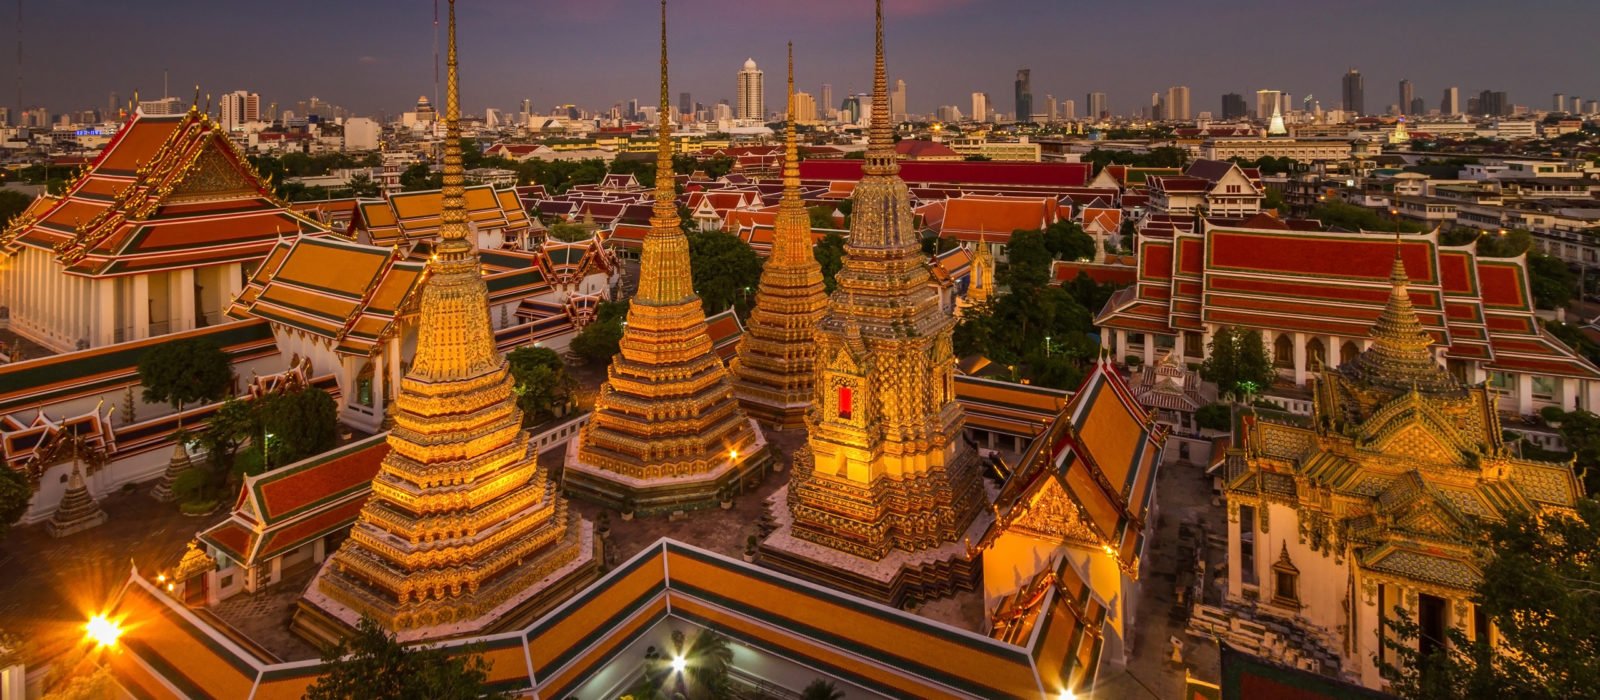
0 484 224 663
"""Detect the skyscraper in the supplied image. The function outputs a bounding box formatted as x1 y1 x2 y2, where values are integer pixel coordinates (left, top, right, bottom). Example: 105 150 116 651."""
971 92 988 123
820 83 833 120
1398 79 1414 115
1342 68 1365 115
1477 89 1508 116
1150 92 1163 120
1554 93 1568 112
1167 85 1191 121
1222 93 1247 120
891 78 906 122
737 58 764 121
1255 89 1282 121
219 90 260 132
1087 91 1107 120
1441 87 1459 116
1045 94 1057 122
793 92 817 123
1015 69 1033 123
1409 97 1426 116
1063 98 1076 120
679 91 691 119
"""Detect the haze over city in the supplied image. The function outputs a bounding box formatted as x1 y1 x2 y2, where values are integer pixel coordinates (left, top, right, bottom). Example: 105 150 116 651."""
9 0 1600 118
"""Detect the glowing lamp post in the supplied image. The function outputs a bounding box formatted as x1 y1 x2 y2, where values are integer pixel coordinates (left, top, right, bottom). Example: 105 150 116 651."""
85 615 122 648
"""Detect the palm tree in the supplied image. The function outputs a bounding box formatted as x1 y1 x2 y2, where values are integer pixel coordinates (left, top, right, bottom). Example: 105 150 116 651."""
680 629 734 699
801 679 845 700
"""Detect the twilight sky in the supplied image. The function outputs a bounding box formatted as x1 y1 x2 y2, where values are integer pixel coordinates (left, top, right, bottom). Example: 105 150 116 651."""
8 0 1600 120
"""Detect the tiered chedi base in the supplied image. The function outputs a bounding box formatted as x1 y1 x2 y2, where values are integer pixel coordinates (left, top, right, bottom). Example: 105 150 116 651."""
148 444 192 503
564 419 772 514
760 483 989 607
292 494 599 647
47 465 107 538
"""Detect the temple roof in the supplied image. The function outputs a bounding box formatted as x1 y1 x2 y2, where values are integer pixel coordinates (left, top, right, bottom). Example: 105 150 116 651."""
226 235 426 356
0 110 330 277
352 184 531 246
938 195 1057 242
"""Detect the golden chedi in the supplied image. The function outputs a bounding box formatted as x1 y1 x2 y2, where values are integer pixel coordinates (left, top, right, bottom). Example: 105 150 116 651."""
731 44 829 429
764 0 986 603
564 0 768 514
294 0 596 644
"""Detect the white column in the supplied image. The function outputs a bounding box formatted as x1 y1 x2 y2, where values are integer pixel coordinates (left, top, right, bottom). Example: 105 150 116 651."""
1142 334 1155 366
131 274 150 340
1516 374 1534 416
94 278 115 346
371 352 386 416
388 334 402 393
1172 333 1186 360
1115 330 1129 362
1200 325 1215 360
1563 377 1580 412
171 268 196 333
1586 380 1600 413
1326 335 1342 368
1292 333 1308 386
225 263 243 304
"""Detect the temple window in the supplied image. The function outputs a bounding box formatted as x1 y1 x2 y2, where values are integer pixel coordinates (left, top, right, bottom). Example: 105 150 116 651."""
357 361 375 407
1271 543 1300 607
1274 335 1294 368
1418 593 1448 658
1531 376 1556 401
1306 338 1326 367
838 386 853 420
1488 371 1514 395
1340 340 1360 361
1239 505 1258 586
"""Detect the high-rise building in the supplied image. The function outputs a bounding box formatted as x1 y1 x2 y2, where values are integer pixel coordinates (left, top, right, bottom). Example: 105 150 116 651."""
1045 94 1057 122
1087 91 1107 120
891 78 906 122
971 92 988 123
1398 79 1414 115
679 91 691 119
1441 87 1460 116
1015 69 1033 123
1063 98 1076 120
296 0 595 642
1255 89 1282 121
570 9 769 513
1409 97 1426 116
820 83 833 120
793 91 817 124
1554 93 1568 112
1167 85 1191 121
737 58 765 121
1477 89 1508 116
108 92 120 119
219 90 260 132
0 107 9 126
732 43 829 429
139 97 186 116
1342 68 1365 115
626 98 639 121
1150 92 1163 120
1222 93 1247 120
766 0 984 603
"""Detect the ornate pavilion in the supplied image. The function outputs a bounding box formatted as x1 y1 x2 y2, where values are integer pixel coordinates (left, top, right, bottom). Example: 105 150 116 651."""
1218 252 1586 688
730 45 830 430
291 4 597 644
760 2 987 605
564 8 769 514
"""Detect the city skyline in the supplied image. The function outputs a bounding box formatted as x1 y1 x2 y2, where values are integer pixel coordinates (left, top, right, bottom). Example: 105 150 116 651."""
7 0 1600 121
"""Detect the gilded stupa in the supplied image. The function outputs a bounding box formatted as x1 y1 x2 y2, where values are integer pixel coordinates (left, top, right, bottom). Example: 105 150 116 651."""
764 0 986 602
564 0 768 513
968 228 994 306
731 44 829 429
294 0 597 644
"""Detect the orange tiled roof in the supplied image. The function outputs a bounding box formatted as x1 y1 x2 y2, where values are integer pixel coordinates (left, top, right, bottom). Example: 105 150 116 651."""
939 195 1057 242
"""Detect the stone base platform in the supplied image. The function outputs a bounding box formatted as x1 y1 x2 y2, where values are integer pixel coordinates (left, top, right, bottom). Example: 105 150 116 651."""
563 419 773 515
758 484 991 608
290 518 602 648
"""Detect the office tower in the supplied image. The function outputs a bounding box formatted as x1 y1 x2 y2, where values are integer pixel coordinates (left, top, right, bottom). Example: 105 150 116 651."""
820 83 833 120
1015 69 1033 123
1222 93 1246 120
971 92 988 123
1342 68 1364 115
1150 92 1163 120
1554 93 1568 112
1063 98 1076 120
1477 89 1507 116
139 96 185 115
626 98 639 121
1441 86 1459 116
676 91 690 120
0 107 9 126
891 78 907 122
1167 85 1191 121
1255 89 1282 121
1087 91 1107 120
107 92 120 118
792 92 817 124
737 58 765 121
1398 79 1414 115
1409 97 1426 116
219 90 260 131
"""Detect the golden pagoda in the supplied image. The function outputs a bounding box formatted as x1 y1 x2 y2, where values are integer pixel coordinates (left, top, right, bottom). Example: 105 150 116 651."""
969 228 994 306
763 0 986 602
294 1 597 644
731 44 829 429
564 0 768 514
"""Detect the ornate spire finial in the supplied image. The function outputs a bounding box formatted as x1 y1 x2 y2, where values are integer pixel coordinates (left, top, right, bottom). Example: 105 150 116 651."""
634 0 692 303
436 0 469 255
863 0 897 176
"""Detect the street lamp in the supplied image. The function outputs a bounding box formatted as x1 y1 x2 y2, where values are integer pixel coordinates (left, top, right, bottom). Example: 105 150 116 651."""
85 615 121 648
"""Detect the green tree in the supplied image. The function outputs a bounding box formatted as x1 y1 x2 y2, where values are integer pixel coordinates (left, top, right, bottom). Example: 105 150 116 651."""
687 231 762 316
813 232 847 293
547 222 590 242
1310 201 1427 233
1002 229 1053 290
1042 219 1096 261
807 205 838 230
1376 499 1600 700
1201 327 1274 396
920 235 960 257
1535 408 1600 494
800 679 845 700
1527 254 1577 310
0 467 31 542
681 629 734 699
256 388 338 466
138 338 233 413
506 346 575 426
197 397 258 484
400 163 442 192
345 172 381 198
306 617 510 700
570 301 628 365
0 189 32 229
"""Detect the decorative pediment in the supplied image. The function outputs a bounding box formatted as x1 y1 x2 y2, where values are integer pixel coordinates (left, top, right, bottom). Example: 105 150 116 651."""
1361 394 1476 466
1397 502 1463 538
172 144 257 200
1012 478 1101 546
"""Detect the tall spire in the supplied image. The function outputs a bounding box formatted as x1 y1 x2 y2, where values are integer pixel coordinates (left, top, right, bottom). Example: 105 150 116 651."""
636 0 692 304
1339 246 1461 395
772 41 806 264
437 0 468 256
863 0 897 176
